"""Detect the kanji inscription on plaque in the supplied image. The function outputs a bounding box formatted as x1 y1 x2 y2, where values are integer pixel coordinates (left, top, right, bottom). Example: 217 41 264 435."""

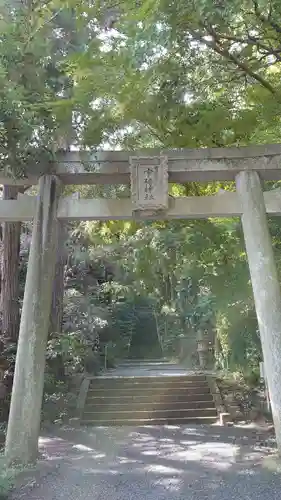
129 155 169 212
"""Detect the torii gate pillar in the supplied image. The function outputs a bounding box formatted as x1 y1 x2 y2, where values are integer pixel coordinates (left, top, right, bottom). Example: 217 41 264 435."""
5 175 60 465
236 170 281 452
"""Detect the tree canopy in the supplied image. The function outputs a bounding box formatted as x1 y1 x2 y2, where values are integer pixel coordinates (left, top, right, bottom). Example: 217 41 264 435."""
1 0 281 386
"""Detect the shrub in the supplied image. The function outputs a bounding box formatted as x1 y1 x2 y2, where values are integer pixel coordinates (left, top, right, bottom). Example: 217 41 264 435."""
0 457 14 499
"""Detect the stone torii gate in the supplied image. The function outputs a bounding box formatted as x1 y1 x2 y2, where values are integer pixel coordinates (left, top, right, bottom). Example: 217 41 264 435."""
3 143 281 464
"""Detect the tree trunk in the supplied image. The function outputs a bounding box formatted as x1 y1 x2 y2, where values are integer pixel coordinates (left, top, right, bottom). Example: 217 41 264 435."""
153 309 164 356
1 186 23 344
49 221 67 336
48 221 67 381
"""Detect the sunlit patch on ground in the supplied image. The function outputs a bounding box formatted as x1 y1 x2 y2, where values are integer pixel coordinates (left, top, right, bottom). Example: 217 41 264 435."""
13 424 281 500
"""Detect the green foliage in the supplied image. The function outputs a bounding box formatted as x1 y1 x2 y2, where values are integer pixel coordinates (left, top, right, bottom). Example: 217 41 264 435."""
0 1 112 176
0 463 13 499
0 4 57 174
76 201 265 370
42 380 77 424
63 0 278 372
2 0 281 389
0 454 30 499
62 0 281 155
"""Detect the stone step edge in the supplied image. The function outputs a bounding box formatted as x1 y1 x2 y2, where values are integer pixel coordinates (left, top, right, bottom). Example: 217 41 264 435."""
84 400 214 407
88 383 210 388
83 407 217 414
80 416 218 425
88 389 210 394
86 393 213 400
91 375 208 380
83 413 217 419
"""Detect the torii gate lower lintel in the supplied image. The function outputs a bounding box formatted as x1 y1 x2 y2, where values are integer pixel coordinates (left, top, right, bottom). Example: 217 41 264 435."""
3 143 281 464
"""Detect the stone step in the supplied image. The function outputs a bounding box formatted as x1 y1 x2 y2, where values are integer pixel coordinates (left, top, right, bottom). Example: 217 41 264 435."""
119 359 172 364
90 378 208 389
92 375 207 384
87 386 211 398
84 400 214 412
81 372 217 428
81 415 217 426
83 408 217 420
115 365 184 370
86 392 213 404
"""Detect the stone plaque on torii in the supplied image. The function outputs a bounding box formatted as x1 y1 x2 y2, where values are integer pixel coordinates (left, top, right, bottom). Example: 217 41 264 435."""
129 155 169 216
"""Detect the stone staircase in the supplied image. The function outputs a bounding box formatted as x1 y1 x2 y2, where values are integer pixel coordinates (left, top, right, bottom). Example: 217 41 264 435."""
81 374 218 426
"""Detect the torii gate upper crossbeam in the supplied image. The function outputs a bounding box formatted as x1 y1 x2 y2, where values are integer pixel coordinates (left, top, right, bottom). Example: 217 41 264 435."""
1 143 281 185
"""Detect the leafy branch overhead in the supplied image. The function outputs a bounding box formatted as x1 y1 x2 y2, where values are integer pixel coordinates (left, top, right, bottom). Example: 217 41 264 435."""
67 0 281 149
2 0 281 177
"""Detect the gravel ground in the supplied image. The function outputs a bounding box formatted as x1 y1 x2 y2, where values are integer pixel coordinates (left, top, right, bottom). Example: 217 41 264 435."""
11 424 281 500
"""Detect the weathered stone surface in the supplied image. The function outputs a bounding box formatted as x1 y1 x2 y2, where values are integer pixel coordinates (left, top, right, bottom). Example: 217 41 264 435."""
236 170 281 453
5 175 61 465
3 189 281 222
219 412 231 426
130 155 169 213
3 143 281 185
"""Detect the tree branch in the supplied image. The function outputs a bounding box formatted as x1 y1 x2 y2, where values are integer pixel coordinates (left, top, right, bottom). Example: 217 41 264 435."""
217 33 281 63
189 28 277 95
253 0 281 35
26 7 64 49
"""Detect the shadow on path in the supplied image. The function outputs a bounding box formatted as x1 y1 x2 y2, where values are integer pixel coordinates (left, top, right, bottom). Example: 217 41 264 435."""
12 424 281 500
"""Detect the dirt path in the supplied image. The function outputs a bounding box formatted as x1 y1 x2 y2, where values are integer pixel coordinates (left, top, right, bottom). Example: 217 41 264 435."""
11 424 281 500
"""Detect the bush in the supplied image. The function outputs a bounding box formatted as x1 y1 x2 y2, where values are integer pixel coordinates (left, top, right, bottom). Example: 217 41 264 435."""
42 374 77 424
0 456 37 500
0 478 11 499
0 425 6 452
0 457 14 499
83 351 101 374
243 367 260 388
